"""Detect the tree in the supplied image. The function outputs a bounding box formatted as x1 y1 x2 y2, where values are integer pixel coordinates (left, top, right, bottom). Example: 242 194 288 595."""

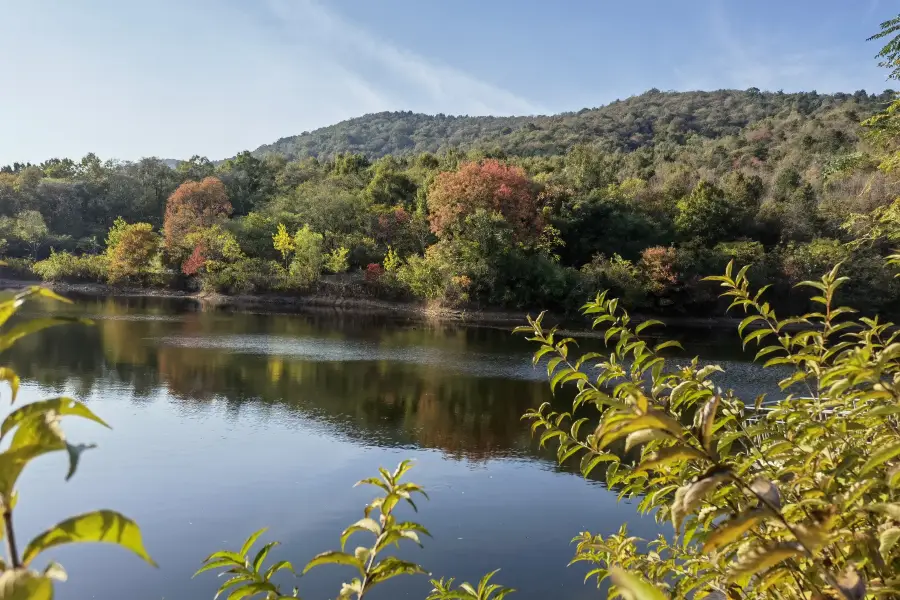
163 177 232 258
105 218 160 283
324 247 350 273
675 180 749 245
272 223 294 265
289 225 324 285
12 210 49 258
176 155 215 181
427 160 541 241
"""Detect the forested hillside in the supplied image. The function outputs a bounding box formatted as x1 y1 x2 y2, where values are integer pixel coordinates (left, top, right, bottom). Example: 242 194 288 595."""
2 60 899 318
253 89 894 159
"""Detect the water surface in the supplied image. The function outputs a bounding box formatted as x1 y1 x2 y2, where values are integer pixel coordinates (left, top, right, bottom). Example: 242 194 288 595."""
4 296 781 600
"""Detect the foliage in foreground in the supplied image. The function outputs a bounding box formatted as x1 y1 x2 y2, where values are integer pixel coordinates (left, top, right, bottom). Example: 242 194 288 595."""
0 285 155 598
195 460 513 600
517 258 900 598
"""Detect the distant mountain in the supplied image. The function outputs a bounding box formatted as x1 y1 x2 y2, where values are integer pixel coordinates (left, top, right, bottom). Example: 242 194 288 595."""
251 88 895 160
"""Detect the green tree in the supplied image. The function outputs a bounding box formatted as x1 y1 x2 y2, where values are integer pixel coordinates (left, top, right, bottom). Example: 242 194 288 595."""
289 225 324 286
674 180 748 245
12 210 49 258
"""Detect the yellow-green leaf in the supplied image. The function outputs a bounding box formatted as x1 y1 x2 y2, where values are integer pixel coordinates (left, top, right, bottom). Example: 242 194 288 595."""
239 527 267 558
0 368 19 404
599 412 683 449
727 542 804 584
302 550 362 574
609 567 667 600
880 527 900 559
22 510 156 567
702 510 764 553
1 398 109 440
635 446 706 473
0 569 52 600
860 442 900 476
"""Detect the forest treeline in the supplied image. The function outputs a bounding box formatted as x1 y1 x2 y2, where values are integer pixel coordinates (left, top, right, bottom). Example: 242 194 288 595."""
2 87 900 316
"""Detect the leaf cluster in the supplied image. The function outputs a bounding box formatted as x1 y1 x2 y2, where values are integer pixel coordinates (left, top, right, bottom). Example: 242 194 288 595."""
518 259 900 598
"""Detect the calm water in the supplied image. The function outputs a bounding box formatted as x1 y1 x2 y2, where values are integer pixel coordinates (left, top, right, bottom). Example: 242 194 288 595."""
2 295 785 600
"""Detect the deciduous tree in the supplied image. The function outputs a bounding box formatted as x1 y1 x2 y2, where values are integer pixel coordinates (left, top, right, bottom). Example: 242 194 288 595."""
163 177 232 257
427 160 541 241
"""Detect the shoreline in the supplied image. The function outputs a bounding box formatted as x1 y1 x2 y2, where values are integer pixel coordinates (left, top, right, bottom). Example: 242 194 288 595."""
0 278 753 331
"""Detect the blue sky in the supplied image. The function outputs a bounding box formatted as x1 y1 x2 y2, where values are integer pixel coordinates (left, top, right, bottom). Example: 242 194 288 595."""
0 0 894 165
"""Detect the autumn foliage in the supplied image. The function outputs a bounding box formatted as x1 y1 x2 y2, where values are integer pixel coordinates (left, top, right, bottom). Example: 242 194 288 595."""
106 221 159 283
426 160 541 240
164 177 232 255
182 244 207 276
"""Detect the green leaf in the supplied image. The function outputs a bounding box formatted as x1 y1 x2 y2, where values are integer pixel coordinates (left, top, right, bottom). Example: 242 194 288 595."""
609 567 667 600
580 452 618 478
199 550 245 566
635 445 706 473
263 560 295 580
213 575 255 600
880 527 900 559
635 320 664 335
0 398 109 440
239 528 268 558
860 441 900 475
227 582 277 600
726 542 804 584
22 509 156 567
340 518 380 549
194 558 242 577
698 395 720 455
0 570 53 600
870 503 900 521
252 541 279 573
654 340 683 353
369 556 426 584
702 510 764 553
302 550 362 574
0 444 58 502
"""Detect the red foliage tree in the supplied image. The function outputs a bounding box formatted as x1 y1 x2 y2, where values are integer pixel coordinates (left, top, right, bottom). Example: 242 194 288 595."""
426 160 541 240
164 177 232 254
639 246 679 295
182 244 207 275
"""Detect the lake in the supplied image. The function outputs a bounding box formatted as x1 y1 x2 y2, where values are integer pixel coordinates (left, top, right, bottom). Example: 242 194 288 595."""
2 295 786 600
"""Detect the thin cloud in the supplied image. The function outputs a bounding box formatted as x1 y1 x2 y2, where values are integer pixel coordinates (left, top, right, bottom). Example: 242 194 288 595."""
261 0 544 117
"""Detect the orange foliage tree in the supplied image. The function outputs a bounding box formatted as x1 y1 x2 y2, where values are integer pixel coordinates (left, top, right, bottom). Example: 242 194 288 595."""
163 177 232 257
426 159 541 241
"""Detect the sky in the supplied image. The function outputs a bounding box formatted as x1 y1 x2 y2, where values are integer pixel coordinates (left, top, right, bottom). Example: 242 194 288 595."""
0 0 895 165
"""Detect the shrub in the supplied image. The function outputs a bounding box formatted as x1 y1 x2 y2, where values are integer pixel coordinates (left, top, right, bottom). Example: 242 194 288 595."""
517 261 900 597
0 257 34 280
199 258 285 295
364 262 385 282
580 254 649 309
32 250 107 282
325 246 350 274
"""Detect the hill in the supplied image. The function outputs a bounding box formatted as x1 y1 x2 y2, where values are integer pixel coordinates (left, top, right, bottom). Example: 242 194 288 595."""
252 88 895 160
